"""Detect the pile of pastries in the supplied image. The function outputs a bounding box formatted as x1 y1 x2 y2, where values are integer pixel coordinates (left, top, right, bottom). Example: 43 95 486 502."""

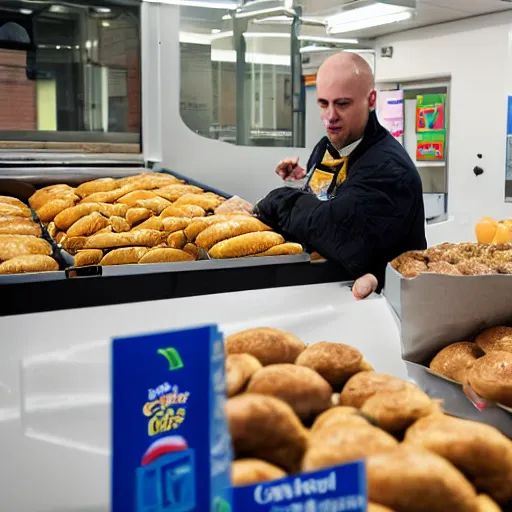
0 195 59 274
29 172 302 267
225 327 512 512
429 325 512 408
391 242 512 278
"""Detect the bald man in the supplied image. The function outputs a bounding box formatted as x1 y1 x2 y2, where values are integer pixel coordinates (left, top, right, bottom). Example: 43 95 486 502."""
253 52 427 291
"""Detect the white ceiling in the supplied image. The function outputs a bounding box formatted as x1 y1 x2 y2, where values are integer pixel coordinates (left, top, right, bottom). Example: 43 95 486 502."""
180 0 512 39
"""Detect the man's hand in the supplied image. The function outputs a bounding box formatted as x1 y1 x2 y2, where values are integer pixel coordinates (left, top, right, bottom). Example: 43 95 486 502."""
352 274 378 301
275 157 306 181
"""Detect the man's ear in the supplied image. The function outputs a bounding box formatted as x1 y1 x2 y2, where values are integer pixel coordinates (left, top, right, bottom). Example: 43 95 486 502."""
368 90 377 111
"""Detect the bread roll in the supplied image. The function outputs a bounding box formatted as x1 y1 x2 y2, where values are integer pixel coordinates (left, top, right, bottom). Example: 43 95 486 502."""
54 232 66 245
303 423 398 472
29 184 76 210
118 172 182 189
183 243 200 259
0 217 41 236
196 217 271 251
67 212 110 238
132 216 163 231
226 354 262 397
209 232 284 259
466 351 512 407
74 249 103 267
476 495 502 512
46 221 58 238
153 184 204 202
254 243 304 257
167 230 186 249
160 204 206 219
75 178 119 198
226 393 309 473
247 364 332 422
138 248 194 264
98 203 129 218
367 446 478 512
368 504 395 512
361 360 375 372
79 188 129 204
296 341 364 390
184 215 228 241
61 236 88 254
54 203 102 230
126 208 152 226
340 372 409 409
161 216 192 233
84 229 166 249
361 386 438 433
117 190 157 206
475 327 512 354
0 254 58 274
430 342 484 383
405 414 512 504
0 196 28 209
110 216 131 233
96 226 113 235
101 247 149 265
311 406 370 434
0 204 32 218
135 197 172 215
232 459 286 487
225 327 306 366
36 197 77 222
174 193 222 211
0 234 52 261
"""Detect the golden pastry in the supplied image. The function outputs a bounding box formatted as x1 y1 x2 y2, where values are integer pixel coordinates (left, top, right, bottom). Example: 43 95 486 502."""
209 232 284 259
0 217 41 236
110 216 131 233
153 184 204 202
135 197 172 215
74 249 103 267
160 204 206 219
232 459 286 487
125 207 153 226
100 247 149 265
253 243 304 257
174 193 222 211
67 212 110 238
184 215 228 241
429 342 484 383
225 327 306 365
132 216 164 231
84 229 166 249
0 255 58 274
475 327 512 354
36 197 77 222
75 178 119 198
0 234 52 261
311 406 370 434
161 216 192 233
226 354 263 397
167 230 186 249
138 248 195 264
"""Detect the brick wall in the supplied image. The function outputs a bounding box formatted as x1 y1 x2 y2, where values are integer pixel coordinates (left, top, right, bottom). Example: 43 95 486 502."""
0 49 37 130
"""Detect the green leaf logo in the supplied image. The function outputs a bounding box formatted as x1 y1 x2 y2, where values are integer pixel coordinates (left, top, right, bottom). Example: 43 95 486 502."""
157 347 184 371
213 497 231 512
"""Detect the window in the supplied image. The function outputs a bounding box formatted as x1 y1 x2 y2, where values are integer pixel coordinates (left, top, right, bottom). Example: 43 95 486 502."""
0 2 140 152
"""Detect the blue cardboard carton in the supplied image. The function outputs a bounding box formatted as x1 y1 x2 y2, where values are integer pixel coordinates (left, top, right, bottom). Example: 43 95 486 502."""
112 325 233 512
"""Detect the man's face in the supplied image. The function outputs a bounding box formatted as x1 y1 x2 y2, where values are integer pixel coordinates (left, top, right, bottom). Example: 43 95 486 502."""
316 70 376 150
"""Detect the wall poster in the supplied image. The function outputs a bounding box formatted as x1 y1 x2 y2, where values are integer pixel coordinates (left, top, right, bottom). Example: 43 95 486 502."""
377 89 404 144
415 93 446 161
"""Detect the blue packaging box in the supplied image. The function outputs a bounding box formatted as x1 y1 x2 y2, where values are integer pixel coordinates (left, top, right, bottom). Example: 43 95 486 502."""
112 325 233 512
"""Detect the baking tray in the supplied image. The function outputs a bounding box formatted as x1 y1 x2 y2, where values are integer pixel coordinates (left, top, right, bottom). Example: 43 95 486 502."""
0 270 66 284
66 252 311 278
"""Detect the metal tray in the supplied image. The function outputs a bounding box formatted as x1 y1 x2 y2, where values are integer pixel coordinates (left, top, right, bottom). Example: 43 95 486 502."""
66 252 311 278
0 271 67 284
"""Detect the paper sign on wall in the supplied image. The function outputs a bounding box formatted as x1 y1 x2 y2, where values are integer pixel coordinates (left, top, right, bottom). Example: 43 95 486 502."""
377 90 404 144
416 94 446 161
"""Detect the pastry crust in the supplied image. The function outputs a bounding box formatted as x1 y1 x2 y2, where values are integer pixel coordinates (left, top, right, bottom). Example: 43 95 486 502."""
209 231 284 259
226 354 263 397
366 446 478 512
0 217 41 236
97 203 129 218
0 204 33 218
405 414 512 504
160 204 206 218
138 248 194 264
101 247 149 265
247 364 332 422
429 342 484 383
475 326 512 354
253 243 304 257
466 351 512 407
167 230 186 249
368 504 395 512
135 197 172 214
174 193 222 211
161 216 192 233
61 236 88 254
183 243 200 259
74 249 103 267
476 495 501 512
225 327 306 365
232 459 286 487
116 190 157 206
153 184 204 202
0 234 52 261
36 197 77 222
118 172 182 189
0 196 29 209
184 215 228 241
84 229 166 249
75 178 119 198
126 208 152 226
311 406 370 435
79 187 129 204
54 203 102 230
110 216 131 233
67 212 110 238
29 184 77 210
196 217 271 251
132 216 164 231
0 254 58 274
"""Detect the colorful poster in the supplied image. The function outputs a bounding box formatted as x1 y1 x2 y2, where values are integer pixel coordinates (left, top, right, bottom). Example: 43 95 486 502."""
416 94 446 132
416 132 446 161
377 90 404 144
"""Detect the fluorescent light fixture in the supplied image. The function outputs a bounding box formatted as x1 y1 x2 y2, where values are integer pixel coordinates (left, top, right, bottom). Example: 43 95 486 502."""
244 32 290 38
299 35 358 44
327 2 414 34
300 45 373 54
94 7 111 13
102 21 110 27
211 48 290 66
142 0 238 9
211 28 221 33
253 15 292 24
235 6 292 19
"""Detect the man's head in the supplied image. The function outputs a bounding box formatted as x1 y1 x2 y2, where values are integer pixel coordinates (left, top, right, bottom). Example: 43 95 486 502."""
316 52 376 150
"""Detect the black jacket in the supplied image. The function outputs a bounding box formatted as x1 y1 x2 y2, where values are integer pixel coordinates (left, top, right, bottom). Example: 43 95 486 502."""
254 111 427 287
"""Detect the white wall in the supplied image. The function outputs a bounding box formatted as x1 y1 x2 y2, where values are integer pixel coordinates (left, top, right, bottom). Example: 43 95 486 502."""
375 12 512 246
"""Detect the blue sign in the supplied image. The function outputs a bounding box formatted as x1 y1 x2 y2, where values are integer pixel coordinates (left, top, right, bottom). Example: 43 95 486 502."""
233 461 367 512
112 325 233 512
507 96 512 136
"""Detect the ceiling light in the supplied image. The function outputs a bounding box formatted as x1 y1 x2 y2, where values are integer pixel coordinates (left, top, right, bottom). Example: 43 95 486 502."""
235 6 292 19
94 7 111 13
244 32 290 38
143 0 238 8
253 15 293 24
211 28 221 33
211 48 290 66
327 1 414 34
102 21 110 27
299 35 358 44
